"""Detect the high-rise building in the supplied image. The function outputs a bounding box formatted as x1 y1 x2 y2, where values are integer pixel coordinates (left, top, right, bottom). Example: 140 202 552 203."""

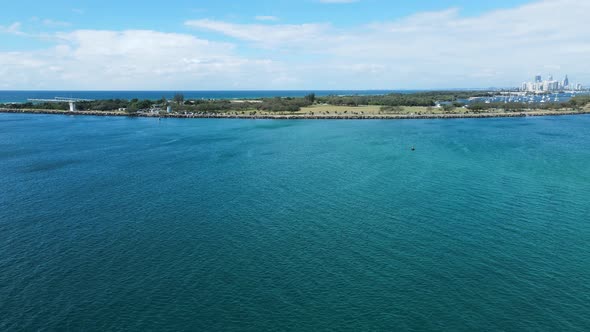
521 74 581 92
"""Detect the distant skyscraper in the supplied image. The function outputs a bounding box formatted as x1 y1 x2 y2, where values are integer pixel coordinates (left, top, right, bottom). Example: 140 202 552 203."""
522 73 581 92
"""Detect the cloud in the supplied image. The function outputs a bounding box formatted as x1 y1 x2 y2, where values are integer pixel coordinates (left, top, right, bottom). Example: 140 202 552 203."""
0 22 26 36
185 19 330 49
255 16 279 22
30 17 72 28
42 19 71 27
2 0 590 89
185 0 590 88
0 30 284 89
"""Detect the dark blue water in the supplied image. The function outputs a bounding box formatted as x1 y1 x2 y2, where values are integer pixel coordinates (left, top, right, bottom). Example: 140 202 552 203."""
1 113 590 330
0 90 404 103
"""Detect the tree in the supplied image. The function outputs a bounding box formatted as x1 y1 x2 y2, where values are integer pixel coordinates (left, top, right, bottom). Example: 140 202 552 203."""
126 103 139 113
305 93 316 104
442 104 455 112
173 93 185 105
137 99 153 109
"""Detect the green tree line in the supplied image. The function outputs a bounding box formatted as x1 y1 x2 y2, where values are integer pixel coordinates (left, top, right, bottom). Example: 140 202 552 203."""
2 92 588 113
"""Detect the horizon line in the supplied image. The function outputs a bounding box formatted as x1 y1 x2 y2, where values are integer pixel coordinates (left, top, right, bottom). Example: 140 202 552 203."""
0 88 508 92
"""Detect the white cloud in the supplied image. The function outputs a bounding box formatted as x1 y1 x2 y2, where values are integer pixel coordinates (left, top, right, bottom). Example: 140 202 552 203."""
185 0 590 88
0 22 26 36
255 16 279 22
42 19 71 27
30 17 72 28
0 30 285 89
1 0 590 89
185 19 329 49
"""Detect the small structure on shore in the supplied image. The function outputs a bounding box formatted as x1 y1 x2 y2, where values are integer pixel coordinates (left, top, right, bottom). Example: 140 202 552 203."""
28 97 94 112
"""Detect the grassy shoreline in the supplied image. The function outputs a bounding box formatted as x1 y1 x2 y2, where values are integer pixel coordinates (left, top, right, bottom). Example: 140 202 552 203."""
2 106 590 120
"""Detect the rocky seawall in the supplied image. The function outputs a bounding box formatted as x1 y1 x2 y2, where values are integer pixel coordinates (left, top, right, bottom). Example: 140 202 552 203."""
2 108 589 120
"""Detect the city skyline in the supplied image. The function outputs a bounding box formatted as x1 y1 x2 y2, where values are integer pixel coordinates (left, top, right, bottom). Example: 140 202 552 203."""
521 73 584 92
1 0 589 90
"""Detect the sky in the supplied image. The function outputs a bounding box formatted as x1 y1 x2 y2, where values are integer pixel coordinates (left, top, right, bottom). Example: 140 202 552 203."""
0 0 588 90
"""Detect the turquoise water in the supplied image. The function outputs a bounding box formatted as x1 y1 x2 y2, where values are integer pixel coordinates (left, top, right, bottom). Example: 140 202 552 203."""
1 113 590 331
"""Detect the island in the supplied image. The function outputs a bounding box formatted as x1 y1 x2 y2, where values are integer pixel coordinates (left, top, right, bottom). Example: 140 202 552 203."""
2 91 590 120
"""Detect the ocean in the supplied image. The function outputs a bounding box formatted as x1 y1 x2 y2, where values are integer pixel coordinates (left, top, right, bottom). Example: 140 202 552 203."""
1 113 590 330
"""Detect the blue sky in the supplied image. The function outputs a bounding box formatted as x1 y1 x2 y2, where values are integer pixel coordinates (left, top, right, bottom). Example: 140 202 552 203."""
0 0 588 90
1 0 533 29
